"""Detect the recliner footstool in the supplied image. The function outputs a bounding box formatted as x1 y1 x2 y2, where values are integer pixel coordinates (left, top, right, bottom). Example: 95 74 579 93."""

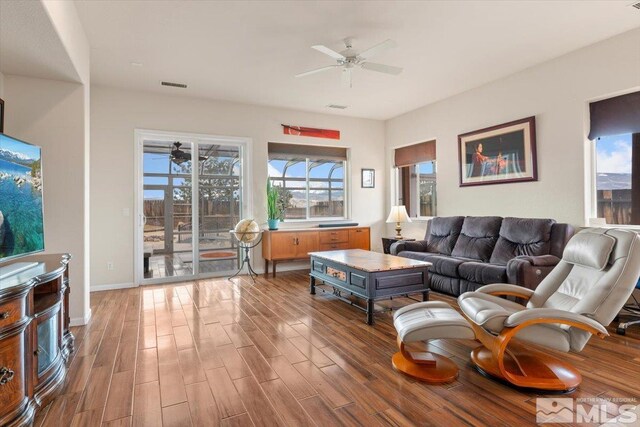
392 301 475 383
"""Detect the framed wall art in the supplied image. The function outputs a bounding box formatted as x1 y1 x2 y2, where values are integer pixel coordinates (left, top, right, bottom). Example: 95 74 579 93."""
361 168 375 188
458 116 537 187
0 98 4 133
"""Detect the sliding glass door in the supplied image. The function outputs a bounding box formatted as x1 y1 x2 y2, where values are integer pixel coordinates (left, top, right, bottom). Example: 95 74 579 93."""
136 131 249 285
196 143 242 276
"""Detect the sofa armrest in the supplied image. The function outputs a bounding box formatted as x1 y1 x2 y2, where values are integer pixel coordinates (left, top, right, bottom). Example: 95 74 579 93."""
506 255 561 290
390 240 428 255
516 254 561 267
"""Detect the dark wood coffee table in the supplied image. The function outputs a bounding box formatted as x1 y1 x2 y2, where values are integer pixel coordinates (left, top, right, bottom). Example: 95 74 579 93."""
309 249 431 324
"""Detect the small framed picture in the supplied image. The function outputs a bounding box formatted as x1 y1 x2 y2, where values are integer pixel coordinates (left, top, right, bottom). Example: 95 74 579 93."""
361 168 375 188
0 98 4 133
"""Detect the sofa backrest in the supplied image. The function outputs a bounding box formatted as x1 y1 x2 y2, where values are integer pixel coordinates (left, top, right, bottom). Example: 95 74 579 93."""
424 216 465 255
451 216 502 262
489 217 555 265
549 223 575 258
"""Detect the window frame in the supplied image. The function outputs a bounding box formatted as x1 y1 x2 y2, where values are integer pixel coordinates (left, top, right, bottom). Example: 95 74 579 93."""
268 157 350 222
393 160 437 221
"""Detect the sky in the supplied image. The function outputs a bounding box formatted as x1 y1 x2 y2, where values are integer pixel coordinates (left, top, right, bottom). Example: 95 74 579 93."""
596 133 632 174
0 134 41 160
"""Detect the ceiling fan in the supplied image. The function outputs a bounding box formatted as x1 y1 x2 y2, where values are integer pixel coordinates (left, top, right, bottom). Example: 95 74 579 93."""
170 142 208 165
295 38 402 88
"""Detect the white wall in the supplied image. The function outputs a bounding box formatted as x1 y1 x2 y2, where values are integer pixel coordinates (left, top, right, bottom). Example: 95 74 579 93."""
90 86 385 288
3 75 90 324
41 0 91 84
386 28 640 240
0 71 4 97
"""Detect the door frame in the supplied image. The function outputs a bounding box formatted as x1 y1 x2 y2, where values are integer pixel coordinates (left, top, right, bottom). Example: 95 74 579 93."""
134 129 253 286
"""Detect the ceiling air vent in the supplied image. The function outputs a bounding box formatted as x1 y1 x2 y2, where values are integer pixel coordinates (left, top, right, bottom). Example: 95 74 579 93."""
161 81 187 88
630 1 640 9
327 104 348 110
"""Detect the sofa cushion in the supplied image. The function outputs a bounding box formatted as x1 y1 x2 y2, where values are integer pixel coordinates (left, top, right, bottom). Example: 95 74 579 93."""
452 216 502 262
490 217 555 265
428 273 460 296
399 252 466 277
458 262 507 285
425 216 465 255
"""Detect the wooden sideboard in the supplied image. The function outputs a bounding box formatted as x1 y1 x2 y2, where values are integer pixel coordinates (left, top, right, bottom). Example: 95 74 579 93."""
262 226 370 277
0 254 74 427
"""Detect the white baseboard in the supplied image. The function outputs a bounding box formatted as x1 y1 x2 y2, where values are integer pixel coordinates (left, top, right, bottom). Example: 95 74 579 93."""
70 308 92 327
91 282 138 292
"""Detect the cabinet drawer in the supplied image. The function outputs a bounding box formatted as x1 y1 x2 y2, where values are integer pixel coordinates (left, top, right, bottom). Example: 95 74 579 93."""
0 331 27 411
349 273 367 289
319 242 350 251
319 230 349 244
0 297 27 330
376 272 425 290
312 260 325 273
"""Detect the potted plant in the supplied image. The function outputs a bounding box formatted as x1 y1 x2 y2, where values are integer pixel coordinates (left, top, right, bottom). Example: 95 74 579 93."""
267 179 283 230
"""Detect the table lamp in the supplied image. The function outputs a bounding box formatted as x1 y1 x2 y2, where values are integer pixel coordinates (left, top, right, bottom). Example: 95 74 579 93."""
386 205 412 239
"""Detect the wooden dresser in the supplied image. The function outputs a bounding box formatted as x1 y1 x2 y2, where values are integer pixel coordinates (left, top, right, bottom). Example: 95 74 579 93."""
0 254 74 427
262 226 370 277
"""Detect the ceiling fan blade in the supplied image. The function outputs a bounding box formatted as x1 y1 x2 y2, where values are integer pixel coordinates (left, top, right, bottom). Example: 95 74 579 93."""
295 65 340 78
358 39 397 61
361 62 403 75
311 45 346 61
341 68 352 88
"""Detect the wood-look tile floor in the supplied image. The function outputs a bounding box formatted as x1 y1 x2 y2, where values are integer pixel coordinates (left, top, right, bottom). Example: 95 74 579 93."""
34 271 640 427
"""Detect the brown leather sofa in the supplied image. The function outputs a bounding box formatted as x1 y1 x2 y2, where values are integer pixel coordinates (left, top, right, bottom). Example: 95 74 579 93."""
390 216 574 296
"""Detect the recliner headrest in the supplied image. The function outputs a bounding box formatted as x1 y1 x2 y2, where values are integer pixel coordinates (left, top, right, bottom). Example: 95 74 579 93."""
563 231 616 270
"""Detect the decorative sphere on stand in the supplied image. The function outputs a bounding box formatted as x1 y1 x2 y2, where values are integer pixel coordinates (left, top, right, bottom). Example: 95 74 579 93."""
233 219 260 243
229 219 263 282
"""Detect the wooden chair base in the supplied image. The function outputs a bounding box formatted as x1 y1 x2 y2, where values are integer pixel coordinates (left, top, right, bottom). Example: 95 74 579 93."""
392 350 459 383
470 343 581 392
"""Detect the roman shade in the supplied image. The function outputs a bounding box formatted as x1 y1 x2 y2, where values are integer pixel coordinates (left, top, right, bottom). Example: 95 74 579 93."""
588 91 640 140
394 140 436 167
268 142 347 161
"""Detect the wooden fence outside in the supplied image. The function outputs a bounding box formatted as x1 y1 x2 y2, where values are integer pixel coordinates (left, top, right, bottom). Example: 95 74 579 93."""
597 189 632 225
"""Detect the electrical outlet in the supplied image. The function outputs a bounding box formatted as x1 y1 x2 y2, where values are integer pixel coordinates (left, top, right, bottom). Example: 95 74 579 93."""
107 262 114 271
122 208 130 217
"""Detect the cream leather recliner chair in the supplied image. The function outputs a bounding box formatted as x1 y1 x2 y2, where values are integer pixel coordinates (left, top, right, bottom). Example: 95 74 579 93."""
458 228 640 392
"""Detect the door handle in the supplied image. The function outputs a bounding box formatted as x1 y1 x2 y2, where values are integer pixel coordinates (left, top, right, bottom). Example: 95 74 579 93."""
0 367 14 385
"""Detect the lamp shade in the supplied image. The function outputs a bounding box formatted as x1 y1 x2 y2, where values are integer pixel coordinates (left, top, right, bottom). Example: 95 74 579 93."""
386 205 412 224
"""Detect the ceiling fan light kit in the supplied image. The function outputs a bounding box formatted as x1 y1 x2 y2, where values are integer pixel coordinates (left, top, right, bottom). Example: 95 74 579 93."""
296 38 402 87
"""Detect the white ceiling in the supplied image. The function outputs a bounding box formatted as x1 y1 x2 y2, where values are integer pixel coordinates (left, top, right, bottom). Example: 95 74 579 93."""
0 0 80 83
74 1 639 120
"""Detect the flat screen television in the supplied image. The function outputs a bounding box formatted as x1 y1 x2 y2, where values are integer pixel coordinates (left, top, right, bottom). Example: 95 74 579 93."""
0 133 44 263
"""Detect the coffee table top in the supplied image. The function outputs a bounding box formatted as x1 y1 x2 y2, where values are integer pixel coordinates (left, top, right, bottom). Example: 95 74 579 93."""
308 249 431 273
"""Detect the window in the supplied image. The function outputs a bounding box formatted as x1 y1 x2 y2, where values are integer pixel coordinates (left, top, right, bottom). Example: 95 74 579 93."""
588 91 640 226
594 133 637 225
393 141 437 218
267 143 348 221
396 162 437 218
